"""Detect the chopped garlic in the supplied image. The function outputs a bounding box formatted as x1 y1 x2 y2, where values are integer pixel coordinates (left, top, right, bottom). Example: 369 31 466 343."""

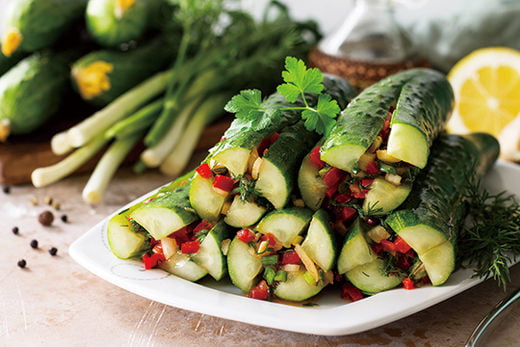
385 173 402 185
251 157 263 180
257 240 269 254
294 244 319 282
282 264 301 272
161 238 178 261
221 239 231 256
367 225 390 243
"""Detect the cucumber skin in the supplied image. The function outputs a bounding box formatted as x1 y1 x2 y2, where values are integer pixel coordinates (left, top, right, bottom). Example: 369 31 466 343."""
386 133 500 248
72 36 177 106
192 220 231 281
0 52 70 135
211 74 356 163
2 0 87 54
321 68 454 169
0 45 26 76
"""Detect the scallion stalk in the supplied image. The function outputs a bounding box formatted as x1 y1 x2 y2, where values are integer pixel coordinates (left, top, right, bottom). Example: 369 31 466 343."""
105 98 164 140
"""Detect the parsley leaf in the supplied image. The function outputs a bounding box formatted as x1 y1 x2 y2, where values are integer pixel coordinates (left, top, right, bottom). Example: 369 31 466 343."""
224 89 265 120
301 94 340 136
277 57 323 102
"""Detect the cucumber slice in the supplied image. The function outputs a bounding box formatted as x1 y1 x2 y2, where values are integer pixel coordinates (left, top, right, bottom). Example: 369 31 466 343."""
107 214 146 259
346 258 404 294
191 221 231 281
255 159 289 210
387 123 428 169
224 195 266 228
337 219 376 274
301 210 336 271
131 184 197 240
419 240 454 286
211 147 251 178
273 270 326 302
159 252 208 282
227 236 263 292
297 151 327 211
189 173 225 222
363 178 412 215
256 208 313 247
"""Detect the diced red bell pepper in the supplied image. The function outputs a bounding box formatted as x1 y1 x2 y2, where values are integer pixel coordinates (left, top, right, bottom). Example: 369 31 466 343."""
341 283 364 302
380 239 397 253
261 233 278 247
149 237 159 248
193 220 213 233
280 250 301 265
213 175 235 193
152 243 163 255
337 206 357 222
335 193 352 204
349 183 368 199
181 240 201 254
142 252 165 270
394 236 412 254
397 254 411 271
309 146 325 169
379 110 393 140
323 167 345 188
143 197 155 203
402 277 415 290
170 225 192 244
370 242 384 254
257 132 280 155
325 185 339 199
269 132 280 143
405 249 416 258
248 280 270 300
237 228 256 243
196 163 213 179
365 161 380 175
361 178 375 189
365 217 378 226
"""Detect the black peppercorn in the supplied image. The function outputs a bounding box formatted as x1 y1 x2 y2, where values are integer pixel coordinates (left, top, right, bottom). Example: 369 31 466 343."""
60 214 68 223
49 247 58 256
12 226 19 235
38 210 54 226
2 185 10 194
17 259 26 268
30 239 38 249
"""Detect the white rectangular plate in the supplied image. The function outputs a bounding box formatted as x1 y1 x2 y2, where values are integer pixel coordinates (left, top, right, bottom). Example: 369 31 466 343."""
69 160 520 336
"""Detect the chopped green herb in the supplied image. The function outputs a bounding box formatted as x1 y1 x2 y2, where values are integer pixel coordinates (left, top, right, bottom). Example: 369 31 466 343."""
263 267 276 285
261 255 279 266
274 270 288 282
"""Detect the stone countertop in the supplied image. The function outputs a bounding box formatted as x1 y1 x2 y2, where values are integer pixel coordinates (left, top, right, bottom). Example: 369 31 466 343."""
1 167 519 346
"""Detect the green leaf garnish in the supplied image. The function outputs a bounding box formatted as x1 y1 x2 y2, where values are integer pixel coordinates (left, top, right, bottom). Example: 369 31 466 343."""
278 56 323 102
224 89 264 119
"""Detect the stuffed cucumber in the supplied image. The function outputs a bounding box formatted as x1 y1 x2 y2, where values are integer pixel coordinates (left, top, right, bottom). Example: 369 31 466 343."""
1 0 87 57
227 208 337 301
71 36 177 106
190 75 356 224
86 0 163 47
298 68 453 224
0 52 72 140
384 133 499 286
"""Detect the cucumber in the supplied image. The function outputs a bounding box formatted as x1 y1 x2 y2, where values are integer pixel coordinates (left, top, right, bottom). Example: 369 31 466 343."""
86 0 162 47
130 182 198 240
346 258 404 294
362 178 412 215
0 52 71 139
256 208 313 247
227 236 263 292
189 173 226 222
255 122 319 209
224 196 266 228
273 270 326 302
337 219 375 274
1 0 87 57
191 221 231 281
0 45 26 76
160 252 208 282
385 133 500 285
297 145 327 211
107 213 147 259
321 68 454 172
71 36 177 106
301 209 336 271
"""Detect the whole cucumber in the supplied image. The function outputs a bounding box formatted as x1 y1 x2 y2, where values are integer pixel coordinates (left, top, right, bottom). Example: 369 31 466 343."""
86 0 163 47
71 36 178 106
0 52 71 140
0 44 26 76
0 0 87 57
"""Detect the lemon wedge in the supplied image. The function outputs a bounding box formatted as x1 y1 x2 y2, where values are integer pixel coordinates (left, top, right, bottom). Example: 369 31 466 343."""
447 47 520 161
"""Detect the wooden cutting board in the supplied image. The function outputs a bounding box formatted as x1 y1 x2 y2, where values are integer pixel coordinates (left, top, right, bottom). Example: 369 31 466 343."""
0 119 231 186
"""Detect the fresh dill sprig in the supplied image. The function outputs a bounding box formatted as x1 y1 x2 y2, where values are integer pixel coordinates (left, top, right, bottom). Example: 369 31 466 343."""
458 179 520 290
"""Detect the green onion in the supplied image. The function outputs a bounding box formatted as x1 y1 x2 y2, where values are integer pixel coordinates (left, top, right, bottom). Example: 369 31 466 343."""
379 163 397 174
261 255 279 266
105 98 164 140
274 270 288 282
263 267 276 285
303 271 315 285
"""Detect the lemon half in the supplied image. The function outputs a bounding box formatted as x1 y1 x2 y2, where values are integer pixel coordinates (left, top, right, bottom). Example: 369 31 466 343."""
448 47 520 136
